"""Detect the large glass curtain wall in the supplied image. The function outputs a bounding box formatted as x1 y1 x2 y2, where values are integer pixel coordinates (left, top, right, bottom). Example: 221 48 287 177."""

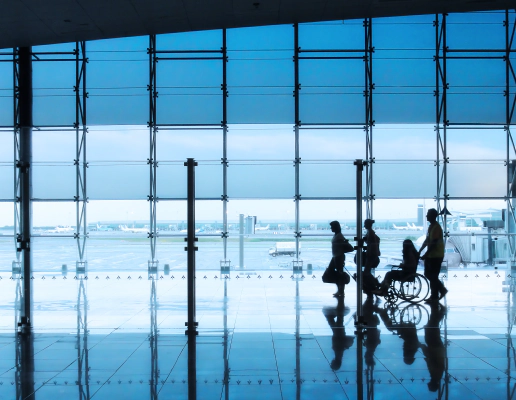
0 11 515 272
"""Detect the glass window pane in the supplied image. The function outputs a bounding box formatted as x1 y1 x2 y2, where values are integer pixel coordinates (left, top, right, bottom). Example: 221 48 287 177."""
0 60 13 127
157 60 222 125
228 162 293 199
157 128 222 161
300 128 365 161
33 202 76 234
447 12 505 50
0 203 14 236
447 59 505 124
374 125 434 160
227 125 293 160
448 161 506 197
88 163 148 200
448 128 505 160
88 37 148 126
299 59 363 124
300 162 357 198
299 21 364 50
0 166 13 200
374 161 435 198
33 130 75 162
157 162 186 199
227 25 293 124
33 163 75 199
33 61 75 127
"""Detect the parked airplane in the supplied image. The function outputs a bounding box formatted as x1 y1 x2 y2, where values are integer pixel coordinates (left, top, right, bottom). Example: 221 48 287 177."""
255 224 269 231
96 224 113 232
392 223 412 230
47 226 74 233
410 223 424 231
119 225 148 233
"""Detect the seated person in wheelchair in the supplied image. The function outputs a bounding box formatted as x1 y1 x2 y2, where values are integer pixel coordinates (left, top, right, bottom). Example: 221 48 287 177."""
373 239 419 296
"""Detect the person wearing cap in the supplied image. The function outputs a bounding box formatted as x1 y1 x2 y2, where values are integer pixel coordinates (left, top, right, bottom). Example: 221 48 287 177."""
364 219 381 275
419 208 448 302
329 220 346 297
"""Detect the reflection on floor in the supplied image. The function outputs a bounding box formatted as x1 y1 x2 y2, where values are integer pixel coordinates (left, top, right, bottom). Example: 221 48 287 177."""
0 268 515 399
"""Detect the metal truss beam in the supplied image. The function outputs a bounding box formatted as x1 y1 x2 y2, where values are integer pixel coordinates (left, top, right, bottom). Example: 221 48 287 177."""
221 29 229 269
435 14 449 235
294 23 301 263
75 41 88 273
364 18 374 220
148 35 158 271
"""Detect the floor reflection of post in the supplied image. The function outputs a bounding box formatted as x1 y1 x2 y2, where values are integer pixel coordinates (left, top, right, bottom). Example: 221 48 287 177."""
77 278 90 400
295 279 301 400
150 278 158 400
15 278 34 400
223 278 229 400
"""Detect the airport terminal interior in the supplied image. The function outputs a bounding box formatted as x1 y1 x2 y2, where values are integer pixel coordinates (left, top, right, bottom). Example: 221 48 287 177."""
1 2 516 399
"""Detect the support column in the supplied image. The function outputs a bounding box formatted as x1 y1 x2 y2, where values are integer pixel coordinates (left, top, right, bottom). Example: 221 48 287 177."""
355 159 366 327
185 157 198 336
148 35 159 272
17 47 32 333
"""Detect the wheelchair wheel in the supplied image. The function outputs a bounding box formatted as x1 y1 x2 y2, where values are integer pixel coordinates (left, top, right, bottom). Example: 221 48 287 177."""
384 286 399 305
400 274 429 303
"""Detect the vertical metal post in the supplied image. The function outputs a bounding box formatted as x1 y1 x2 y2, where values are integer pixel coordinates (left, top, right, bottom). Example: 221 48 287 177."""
75 41 88 273
222 29 229 264
185 157 198 399
17 46 32 333
355 159 366 327
185 157 198 336
13 47 22 276
294 23 302 262
239 213 244 269
435 14 449 231
356 328 364 400
148 35 159 272
364 18 374 219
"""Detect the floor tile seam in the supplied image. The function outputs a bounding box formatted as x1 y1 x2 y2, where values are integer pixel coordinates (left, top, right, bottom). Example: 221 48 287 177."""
31 358 78 396
155 335 190 394
88 336 148 397
263 282 285 400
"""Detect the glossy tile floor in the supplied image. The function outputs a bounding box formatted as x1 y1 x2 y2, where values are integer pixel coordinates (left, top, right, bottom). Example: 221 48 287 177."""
0 268 515 399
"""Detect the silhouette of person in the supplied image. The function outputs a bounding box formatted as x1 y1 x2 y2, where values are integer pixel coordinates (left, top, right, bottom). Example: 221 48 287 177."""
421 302 447 392
329 220 347 297
322 297 355 370
363 219 381 295
419 208 448 302
373 239 419 296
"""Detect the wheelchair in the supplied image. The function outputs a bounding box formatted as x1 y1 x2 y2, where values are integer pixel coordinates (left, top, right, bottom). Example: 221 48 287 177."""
381 266 430 305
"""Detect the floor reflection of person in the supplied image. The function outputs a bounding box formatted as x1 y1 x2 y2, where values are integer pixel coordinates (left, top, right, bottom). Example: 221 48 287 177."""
322 297 355 370
421 302 447 393
362 296 381 368
375 303 421 365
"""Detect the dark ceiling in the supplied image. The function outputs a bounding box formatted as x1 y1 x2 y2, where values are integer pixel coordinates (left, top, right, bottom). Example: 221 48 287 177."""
0 0 514 49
